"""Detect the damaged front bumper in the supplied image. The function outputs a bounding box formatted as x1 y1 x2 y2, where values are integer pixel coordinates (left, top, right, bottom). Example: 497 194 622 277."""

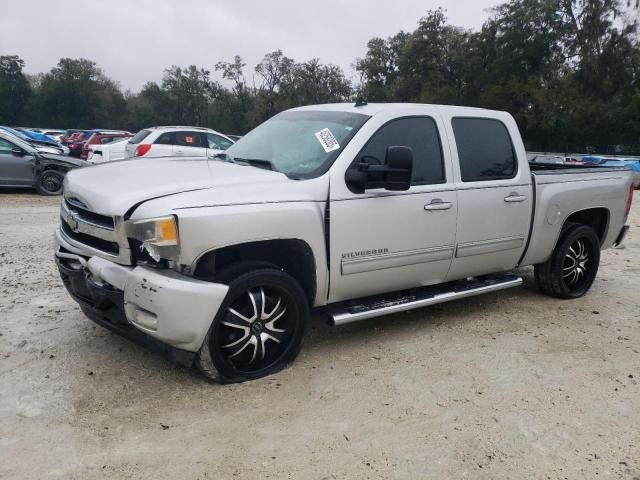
55 226 228 366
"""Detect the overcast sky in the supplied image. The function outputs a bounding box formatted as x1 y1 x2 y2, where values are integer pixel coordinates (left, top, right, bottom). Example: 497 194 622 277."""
0 0 499 92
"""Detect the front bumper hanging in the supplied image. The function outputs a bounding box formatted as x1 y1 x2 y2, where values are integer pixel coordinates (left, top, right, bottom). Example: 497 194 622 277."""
55 226 229 367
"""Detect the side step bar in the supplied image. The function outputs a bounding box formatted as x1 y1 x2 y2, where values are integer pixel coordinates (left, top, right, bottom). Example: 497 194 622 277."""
326 274 523 326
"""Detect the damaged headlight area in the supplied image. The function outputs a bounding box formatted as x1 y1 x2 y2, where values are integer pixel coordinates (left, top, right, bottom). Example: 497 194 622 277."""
127 215 180 267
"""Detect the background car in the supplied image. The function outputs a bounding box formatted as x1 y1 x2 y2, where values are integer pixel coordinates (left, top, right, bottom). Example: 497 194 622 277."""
0 131 85 195
63 129 131 157
15 128 59 147
60 129 87 144
529 154 566 165
86 137 130 164
38 129 66 142
599 158 640 188
0 126 69 155
124 126 234 159
80 132 133 159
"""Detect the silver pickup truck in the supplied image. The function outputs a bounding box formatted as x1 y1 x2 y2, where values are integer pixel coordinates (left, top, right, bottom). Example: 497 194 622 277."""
54 103 634 382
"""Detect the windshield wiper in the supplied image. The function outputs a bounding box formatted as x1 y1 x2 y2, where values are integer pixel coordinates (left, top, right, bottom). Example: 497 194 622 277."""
233 157 278 172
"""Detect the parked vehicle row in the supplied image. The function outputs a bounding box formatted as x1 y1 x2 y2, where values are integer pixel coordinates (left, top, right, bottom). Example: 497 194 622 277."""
61 129 132 158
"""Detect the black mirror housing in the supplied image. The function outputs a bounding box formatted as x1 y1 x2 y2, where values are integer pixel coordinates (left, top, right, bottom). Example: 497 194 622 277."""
384 146 413 191
345 146 414 193
11 147 25 156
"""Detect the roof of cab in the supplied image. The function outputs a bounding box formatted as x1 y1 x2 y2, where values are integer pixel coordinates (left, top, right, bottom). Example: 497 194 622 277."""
290 102 500 117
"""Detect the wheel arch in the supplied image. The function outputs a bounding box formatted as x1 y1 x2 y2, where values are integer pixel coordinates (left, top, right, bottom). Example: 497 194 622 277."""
193 239 318 306
561 207 610 246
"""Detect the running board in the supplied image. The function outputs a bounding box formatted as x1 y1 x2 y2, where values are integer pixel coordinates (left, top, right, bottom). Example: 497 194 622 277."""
326 274 523 326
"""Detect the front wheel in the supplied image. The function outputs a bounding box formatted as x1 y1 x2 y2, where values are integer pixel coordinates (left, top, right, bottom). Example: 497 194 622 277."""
196 267 308 383
534 224 600 299
35 170 64 195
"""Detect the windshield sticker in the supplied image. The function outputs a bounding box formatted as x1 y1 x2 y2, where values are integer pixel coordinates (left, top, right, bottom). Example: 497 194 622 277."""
315 128 340 153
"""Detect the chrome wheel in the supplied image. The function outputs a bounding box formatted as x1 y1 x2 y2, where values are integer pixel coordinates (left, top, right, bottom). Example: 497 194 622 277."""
217 287 292 373
562 238 591 289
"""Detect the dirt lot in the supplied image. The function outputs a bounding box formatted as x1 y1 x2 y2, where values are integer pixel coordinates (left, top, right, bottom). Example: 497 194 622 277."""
0 192 639 480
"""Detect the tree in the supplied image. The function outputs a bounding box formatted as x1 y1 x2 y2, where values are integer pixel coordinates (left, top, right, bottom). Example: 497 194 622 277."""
255 50 294 95
0 55 32 125
33 58 126 128
161 65 216 125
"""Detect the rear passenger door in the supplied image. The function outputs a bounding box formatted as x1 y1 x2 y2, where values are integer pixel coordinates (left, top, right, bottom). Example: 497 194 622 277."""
152 132 176 157
172 131 207 157
444 116 532 280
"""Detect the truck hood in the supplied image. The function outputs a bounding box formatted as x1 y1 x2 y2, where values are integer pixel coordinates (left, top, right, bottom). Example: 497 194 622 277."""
63 157 297 216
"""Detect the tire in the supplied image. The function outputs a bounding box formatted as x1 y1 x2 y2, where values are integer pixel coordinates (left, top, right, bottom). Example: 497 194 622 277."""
35 170 64 195
196 263 308 383
534 223 600 299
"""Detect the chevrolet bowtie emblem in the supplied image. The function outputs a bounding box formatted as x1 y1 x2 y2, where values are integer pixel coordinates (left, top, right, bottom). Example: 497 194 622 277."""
66 213 79 232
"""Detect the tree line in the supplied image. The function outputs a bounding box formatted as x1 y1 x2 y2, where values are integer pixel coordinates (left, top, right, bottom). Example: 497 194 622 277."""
1 0 639 153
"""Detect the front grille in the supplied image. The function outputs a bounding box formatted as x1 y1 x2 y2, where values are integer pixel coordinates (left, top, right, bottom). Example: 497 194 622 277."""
64 198 114 229
61 218 120 255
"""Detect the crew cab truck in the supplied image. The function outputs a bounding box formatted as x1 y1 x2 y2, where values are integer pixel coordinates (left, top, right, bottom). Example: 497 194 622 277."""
54 103 634 383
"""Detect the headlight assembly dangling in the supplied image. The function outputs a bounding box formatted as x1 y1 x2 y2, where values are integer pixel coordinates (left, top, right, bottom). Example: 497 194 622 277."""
130 216 179 263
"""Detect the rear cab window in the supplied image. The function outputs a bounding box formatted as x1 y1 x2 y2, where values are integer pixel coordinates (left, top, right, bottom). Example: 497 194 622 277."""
452 118 517 182
129 129 151 144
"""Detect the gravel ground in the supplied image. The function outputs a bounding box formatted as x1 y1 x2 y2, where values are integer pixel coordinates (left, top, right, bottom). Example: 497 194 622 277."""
0 191 639 480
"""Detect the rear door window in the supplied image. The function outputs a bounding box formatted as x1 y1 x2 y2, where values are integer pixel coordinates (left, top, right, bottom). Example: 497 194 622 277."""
452 118 517 182
0 137 16 153
154 132 174 145
129 129 151 144
175 131 205 148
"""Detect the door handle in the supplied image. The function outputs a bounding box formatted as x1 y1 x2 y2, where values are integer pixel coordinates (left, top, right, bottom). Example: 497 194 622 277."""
504 193 526 203
424 200 453 211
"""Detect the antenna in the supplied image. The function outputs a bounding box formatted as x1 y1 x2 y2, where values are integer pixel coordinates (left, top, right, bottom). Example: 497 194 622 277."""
354 97 368 108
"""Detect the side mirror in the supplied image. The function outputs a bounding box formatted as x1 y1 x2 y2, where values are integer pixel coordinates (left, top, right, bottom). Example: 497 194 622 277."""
11 147 25 157
384 146 413 191
345 146 413 193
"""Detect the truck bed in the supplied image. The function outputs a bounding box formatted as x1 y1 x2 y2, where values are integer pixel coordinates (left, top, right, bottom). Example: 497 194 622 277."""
519 163 632 268
529 162 631 175
529 162 630 175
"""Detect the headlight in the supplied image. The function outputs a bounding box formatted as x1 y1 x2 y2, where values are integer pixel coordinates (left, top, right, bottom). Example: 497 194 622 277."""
127 215 179 263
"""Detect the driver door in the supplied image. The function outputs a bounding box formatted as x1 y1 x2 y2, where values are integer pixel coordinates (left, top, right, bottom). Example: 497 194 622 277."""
328 114 457 303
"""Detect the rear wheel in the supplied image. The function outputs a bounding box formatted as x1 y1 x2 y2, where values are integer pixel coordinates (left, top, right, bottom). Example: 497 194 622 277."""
534 223 600 299
196 264 308 383
35 170 64 195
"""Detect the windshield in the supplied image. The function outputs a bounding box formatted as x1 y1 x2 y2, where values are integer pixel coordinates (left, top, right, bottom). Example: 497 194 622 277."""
222 110 370 178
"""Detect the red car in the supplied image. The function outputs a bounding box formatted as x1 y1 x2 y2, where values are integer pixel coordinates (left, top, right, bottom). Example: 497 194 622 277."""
81 133 132 159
